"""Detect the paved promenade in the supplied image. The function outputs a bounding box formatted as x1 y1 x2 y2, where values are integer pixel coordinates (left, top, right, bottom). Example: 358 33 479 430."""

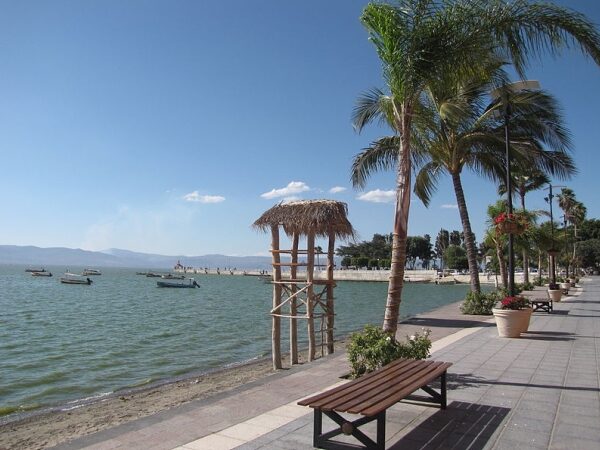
55 278 600 450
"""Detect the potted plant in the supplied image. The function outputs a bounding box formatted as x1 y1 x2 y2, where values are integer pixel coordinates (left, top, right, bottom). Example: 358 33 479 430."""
494 212 529 235
492 295 532 338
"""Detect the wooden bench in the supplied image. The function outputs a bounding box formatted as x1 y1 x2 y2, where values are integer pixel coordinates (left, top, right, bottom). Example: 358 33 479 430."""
522 291 553 313
298 358 452 450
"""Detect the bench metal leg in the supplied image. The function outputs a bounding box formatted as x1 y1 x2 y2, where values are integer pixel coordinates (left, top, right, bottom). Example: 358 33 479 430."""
408 370 448 409
313 409 385 450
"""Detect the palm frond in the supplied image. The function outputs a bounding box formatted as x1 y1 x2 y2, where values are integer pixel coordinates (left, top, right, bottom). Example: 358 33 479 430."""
351 136 400 189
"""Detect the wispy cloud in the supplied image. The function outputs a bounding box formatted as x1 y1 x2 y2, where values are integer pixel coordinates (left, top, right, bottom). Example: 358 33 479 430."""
261 181 310 199
183 191 226 203
283 196 301 203
441 204 458 209
329 186 346 194
357 189 395 203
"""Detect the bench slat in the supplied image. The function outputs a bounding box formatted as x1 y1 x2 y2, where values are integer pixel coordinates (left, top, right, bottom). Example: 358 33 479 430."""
299 358 451 417
359 362 452 416
297 358 417 406
323 361 441 412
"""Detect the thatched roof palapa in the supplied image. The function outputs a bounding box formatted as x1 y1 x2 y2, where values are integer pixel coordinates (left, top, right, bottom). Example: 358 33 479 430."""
253 200 355 239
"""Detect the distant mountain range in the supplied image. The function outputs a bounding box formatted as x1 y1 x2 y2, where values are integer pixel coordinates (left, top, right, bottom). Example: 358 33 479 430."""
0 245 274 270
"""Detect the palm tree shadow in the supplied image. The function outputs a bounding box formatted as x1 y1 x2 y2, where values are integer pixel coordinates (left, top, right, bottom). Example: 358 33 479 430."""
402 317 494 329
388 401 510 450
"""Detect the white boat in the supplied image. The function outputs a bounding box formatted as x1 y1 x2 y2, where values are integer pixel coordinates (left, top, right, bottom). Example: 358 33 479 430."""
82 268 102 276
157 278 200 288
60 273 93 285
32 271 52 277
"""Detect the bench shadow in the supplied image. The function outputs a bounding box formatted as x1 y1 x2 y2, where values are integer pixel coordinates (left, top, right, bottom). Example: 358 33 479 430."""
448 373 600 393
388 401 509 450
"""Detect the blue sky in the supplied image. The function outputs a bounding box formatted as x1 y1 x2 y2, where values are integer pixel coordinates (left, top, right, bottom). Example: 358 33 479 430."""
1 0 599 257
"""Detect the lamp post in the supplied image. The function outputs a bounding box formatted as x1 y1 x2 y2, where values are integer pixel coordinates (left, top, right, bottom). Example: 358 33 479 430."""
544 184 565 288
492 80 540 296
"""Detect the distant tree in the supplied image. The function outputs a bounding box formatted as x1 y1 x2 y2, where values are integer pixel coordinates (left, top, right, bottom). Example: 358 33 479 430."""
406 236 433 269
341 256 352 268
444 245 468 271
434 229 450 270
579 219 600 241
449 231 462 247
577 239 600 269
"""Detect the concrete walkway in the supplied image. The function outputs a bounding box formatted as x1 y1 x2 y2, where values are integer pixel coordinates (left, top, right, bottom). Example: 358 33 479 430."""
54 278 600 450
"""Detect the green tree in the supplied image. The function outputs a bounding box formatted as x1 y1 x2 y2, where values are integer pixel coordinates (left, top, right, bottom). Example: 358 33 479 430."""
413 62 574 295
577 239 600 269
434 229 450 271
406 236 432 269
353 0 600 335
444 245 468 271
499 170 551 283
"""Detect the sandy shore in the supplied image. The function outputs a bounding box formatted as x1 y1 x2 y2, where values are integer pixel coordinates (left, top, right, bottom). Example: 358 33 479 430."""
0 342 349 450
0 299 487 450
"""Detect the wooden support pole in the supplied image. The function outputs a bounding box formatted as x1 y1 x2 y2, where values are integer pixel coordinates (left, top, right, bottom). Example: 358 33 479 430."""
290 233 299 365
326 230 335 354
271 225 282 369
306 232 316 362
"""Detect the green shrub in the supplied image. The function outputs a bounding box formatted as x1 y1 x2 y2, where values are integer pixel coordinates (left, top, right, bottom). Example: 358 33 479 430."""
347 325 431 379
516 281 535 292
460 291 500 315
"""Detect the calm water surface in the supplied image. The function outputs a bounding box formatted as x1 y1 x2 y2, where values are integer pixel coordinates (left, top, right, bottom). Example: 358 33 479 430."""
0 265 472 419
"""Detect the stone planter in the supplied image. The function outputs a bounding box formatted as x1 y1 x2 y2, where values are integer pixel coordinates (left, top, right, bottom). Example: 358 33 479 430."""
492 308 531 338
519 307 533 333
560 282 570 294
548 289 562 303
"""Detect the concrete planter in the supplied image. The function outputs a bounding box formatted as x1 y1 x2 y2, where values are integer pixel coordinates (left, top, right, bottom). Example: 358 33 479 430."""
560 282 570 294
492 308 532 338
548 289 562 303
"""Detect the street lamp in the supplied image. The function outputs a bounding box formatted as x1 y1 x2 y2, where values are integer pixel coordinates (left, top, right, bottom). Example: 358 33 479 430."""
491 80 540 296
544 184 565 288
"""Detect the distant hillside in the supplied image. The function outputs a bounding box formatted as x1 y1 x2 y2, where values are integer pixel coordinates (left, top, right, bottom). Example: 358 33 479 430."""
0 245 273 270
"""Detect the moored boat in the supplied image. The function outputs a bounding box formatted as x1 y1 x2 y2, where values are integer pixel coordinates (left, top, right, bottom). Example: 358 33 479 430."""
60 274 93 285
25 268 46 273
157 279 199 288
32 271 52 277
82 268 102 276
161 274 185 280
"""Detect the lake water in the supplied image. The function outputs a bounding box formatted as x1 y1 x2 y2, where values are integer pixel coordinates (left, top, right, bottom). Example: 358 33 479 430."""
0 265 472 420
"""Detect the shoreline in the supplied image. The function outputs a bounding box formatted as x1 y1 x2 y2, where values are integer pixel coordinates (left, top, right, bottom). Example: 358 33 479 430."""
0 298 487 450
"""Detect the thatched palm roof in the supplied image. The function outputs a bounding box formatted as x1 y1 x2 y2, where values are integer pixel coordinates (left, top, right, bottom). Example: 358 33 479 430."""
253 200 355 239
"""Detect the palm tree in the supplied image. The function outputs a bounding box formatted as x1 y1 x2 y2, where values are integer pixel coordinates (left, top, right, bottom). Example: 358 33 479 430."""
411 61 574 294
355 0 600 335
499 170 552 283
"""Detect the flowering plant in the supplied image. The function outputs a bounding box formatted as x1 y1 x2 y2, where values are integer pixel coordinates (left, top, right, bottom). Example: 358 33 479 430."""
499 295 529 310
494 212 529 234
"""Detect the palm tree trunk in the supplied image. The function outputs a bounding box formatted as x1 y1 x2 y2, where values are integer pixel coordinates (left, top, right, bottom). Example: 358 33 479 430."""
495 239 507 288
382 106 411 336
451 172 480 293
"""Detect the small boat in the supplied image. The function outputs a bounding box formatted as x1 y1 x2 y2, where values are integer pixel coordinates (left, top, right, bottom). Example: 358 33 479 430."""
82 268 102 276
32 271 52 277
161 274 185 280
157 279 200 288
146 272 163 278
60 274 93 285
25 268 46 273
